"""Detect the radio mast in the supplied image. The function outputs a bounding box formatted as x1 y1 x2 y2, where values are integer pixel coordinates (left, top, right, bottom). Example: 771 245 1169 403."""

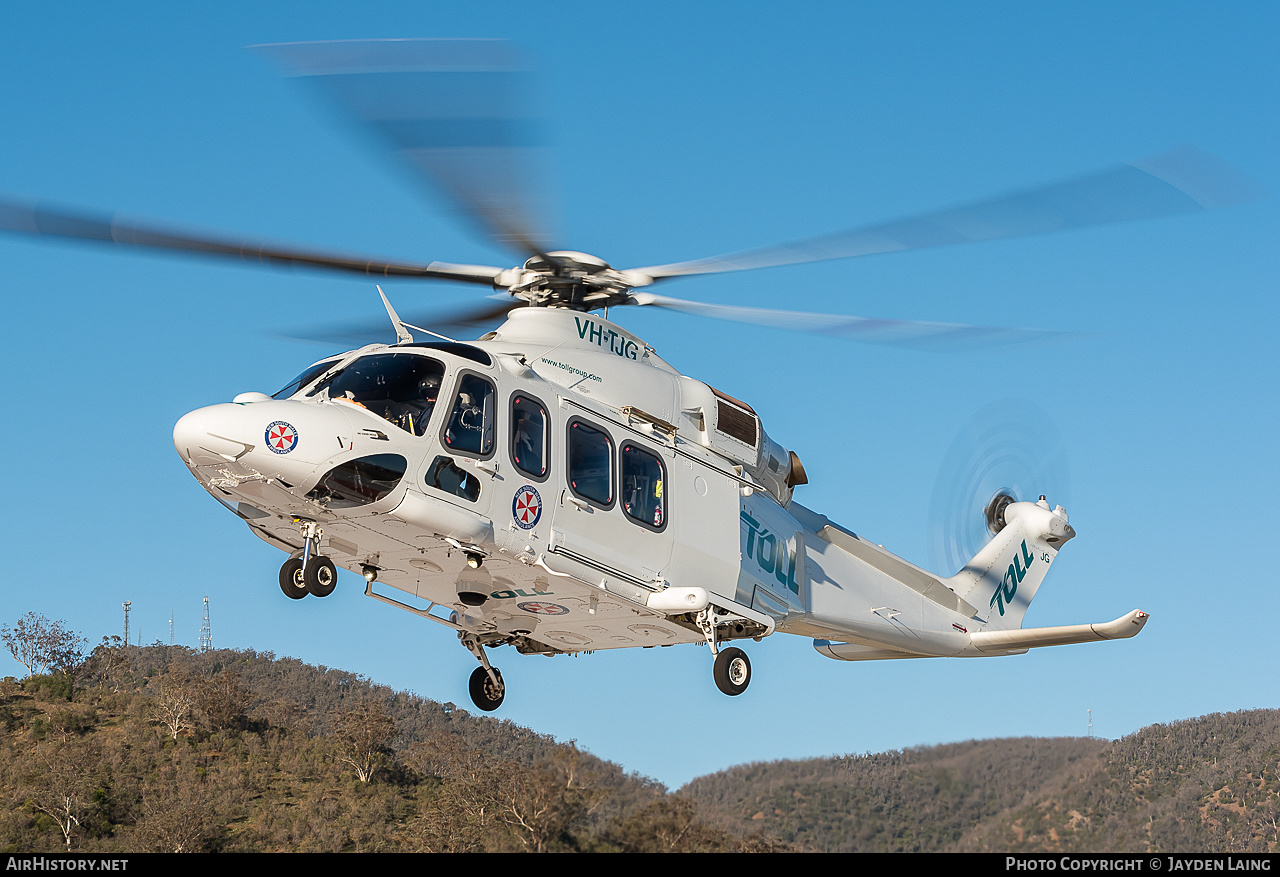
199 596 212 653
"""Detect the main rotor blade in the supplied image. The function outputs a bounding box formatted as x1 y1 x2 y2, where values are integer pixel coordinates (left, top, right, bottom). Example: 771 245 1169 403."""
256 39 556 259
627 292 1072 351
0 196 506 285
631 148 1263 281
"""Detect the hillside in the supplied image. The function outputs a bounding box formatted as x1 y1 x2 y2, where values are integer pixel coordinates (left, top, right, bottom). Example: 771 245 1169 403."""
682 710 1280 852
0 643 785 852
3 637 1277 853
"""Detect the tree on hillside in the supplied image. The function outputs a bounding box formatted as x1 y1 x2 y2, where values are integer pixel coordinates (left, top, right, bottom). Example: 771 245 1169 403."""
1 613 85 679
79 636 129 690
150 672 196 741
332 700 396 783
192 672 252 731
498 742 611 852
17 740 102 851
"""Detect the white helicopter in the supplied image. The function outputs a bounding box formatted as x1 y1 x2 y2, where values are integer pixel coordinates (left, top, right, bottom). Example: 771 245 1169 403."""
2 40 1255 711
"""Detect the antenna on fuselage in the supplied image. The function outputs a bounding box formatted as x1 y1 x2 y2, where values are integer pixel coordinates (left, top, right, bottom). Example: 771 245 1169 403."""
377 285 460 343
377 285 415 344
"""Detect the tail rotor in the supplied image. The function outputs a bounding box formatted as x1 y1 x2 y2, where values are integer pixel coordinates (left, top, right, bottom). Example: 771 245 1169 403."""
927 400 1070 576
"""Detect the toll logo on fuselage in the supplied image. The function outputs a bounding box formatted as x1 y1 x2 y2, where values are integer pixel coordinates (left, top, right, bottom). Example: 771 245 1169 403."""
265 421 299 454
741 509 800 595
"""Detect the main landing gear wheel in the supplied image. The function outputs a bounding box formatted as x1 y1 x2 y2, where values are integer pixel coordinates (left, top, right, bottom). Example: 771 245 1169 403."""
279 558 307 600
714 647 751 696
304 556 337 597
468 666 505 712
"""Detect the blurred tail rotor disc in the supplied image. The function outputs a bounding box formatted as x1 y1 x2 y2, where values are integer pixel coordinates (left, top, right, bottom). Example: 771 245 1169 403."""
927 399 1070 577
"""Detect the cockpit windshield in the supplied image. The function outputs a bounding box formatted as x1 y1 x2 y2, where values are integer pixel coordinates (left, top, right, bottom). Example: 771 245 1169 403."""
272 358 340 400
307 353 445 437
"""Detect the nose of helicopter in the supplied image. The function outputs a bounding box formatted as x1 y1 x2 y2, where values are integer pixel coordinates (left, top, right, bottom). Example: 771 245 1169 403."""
174 404 257 466
174 399 349 471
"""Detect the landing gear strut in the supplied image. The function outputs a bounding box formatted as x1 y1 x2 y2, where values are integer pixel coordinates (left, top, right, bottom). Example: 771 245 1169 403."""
695 606 754 696
279 520 338 599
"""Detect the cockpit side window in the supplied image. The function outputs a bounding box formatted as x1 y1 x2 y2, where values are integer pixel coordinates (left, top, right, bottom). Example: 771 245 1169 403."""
444 373 496 458
511 394 548 480
621 443 667 531
272 358 340 400
307 353 445 437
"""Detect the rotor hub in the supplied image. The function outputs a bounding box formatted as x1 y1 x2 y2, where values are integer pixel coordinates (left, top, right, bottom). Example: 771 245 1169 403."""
510 250 634 311
523 250 612 274
984 491 1016 535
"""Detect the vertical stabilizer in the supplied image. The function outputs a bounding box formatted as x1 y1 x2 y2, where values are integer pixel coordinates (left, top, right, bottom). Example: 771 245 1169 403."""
946 498 1075 630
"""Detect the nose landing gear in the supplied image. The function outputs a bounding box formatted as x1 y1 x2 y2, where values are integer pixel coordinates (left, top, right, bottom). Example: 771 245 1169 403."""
278 555 338 598
278 519 338 599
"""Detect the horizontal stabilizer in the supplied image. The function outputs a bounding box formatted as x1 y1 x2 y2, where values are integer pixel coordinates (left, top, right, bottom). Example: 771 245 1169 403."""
970 609 1149 653
812 610 1149 662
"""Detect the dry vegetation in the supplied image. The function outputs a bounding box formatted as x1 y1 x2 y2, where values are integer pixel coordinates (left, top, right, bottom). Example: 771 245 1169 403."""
3 624 1276 853
681 714 1280 852
0 638 787 852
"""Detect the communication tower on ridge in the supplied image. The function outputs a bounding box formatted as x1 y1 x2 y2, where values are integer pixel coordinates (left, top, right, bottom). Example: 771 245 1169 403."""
122 601 131 646
199 596 212 653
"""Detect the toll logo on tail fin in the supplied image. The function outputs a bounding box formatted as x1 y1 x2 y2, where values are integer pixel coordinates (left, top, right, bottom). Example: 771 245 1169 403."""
990 539 1036 617
946 498 1074 630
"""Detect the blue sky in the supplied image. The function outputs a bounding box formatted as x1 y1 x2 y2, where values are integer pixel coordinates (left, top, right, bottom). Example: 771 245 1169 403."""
1 2 1276 789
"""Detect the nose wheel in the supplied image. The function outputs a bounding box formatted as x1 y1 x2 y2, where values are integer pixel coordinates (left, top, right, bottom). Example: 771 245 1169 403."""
304 556 337 597
279 558 308 600
713 647 751 696
279 555 338 598
279 520 339 599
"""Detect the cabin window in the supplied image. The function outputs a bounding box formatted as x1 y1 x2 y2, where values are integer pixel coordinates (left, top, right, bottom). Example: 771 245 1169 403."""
426 456 480 502
511 395 548 480
621 443 667 530
306 353 444 437
443 373 496 457
568 420 613 508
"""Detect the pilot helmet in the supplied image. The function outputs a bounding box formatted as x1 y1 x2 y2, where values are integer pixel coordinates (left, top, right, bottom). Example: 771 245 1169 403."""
418 373 442 399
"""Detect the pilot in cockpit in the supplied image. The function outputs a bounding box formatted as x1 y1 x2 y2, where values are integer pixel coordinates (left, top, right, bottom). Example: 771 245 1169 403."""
401 372 441 436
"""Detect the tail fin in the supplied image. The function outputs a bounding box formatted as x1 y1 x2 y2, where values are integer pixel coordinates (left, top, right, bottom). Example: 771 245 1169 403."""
946 498 1075 630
